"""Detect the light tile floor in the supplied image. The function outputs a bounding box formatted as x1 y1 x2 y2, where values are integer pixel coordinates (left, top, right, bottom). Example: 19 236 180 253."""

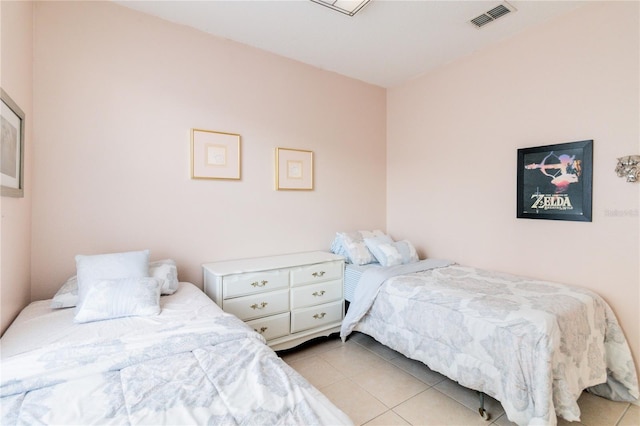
279 332 639 426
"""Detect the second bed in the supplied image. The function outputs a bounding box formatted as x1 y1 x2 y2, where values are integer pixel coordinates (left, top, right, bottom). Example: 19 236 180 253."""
341 259 639 426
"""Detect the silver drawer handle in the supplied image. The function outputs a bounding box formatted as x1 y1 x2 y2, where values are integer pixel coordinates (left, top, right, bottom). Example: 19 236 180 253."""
250 302 268 310
251 280 268 287
313 312 326 319
255 326 268 334
312 290 326 297
312 271 326 278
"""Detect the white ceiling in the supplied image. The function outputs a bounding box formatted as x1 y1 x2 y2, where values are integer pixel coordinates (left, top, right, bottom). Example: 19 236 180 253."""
116 0 585 88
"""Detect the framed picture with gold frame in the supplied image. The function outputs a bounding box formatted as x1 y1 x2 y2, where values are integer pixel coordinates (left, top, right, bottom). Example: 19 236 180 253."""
275 148 313 190
190 128 241 180
1 88 25 197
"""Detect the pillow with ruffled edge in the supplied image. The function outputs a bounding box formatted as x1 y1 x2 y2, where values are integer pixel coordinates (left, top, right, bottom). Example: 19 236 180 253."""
50 276 78 309
149 259 179 295
51 258 179 309
364 238 419 267
336 230 391 265
74 277 161 323
330 234 349 258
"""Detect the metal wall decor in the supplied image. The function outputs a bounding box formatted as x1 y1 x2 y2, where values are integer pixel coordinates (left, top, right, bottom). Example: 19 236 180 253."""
615 155 640 183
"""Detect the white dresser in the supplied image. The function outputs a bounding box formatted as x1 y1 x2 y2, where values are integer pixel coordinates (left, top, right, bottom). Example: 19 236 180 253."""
202 251 345 351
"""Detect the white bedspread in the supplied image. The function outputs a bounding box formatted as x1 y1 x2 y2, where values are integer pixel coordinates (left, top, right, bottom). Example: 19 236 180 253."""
0 283 352 425
341 259 453 339
344 264 639 425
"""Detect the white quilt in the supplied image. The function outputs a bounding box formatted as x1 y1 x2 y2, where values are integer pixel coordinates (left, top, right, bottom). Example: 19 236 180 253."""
343 263 639 426
0 283 352 425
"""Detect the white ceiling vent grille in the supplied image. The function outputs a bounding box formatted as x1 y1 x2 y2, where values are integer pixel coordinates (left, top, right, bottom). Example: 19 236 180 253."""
470 2 517 28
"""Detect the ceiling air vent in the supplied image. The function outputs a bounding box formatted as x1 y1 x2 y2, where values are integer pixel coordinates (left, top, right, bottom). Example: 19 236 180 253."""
470 2 517 29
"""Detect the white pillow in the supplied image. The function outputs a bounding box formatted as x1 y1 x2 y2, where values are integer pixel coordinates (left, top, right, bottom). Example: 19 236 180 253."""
74 277 161 323
364 238 419 267
330 234 349 258
149 259 179 295
50 276 78 309
51 258 179 309
334 230 391 265
75 249 150 302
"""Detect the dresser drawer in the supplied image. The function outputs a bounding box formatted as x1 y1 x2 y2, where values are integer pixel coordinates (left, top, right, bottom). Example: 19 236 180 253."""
222 269 289 299
291 300 343 333
223 289 289 321
246 312 290 341
290 261 342 287
290 279 342 310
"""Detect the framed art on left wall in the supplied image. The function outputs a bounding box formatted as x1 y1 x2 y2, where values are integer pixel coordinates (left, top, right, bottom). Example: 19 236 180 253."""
190 129 241 180
1 88 25 197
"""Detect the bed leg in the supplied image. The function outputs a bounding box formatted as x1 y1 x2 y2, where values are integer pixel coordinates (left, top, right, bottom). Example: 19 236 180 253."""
477 392 490 421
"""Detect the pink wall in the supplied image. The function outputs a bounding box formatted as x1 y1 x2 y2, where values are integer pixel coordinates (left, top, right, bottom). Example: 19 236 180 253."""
10 0 639 382
0 1 33 335
30 1 387 300
387 2 639 375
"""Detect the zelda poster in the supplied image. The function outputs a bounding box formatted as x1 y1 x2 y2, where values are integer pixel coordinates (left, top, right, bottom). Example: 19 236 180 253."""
517 140 593 222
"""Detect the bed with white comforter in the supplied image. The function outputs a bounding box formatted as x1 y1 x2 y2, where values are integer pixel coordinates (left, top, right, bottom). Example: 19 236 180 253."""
1 282 351 425
341 260 639 426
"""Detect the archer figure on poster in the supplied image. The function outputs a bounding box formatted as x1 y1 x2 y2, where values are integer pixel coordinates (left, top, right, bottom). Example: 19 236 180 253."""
525 151 582 193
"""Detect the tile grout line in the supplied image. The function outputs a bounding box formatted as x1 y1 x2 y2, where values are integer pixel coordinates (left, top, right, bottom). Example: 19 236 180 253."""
389 407 413 426
614 403 630 426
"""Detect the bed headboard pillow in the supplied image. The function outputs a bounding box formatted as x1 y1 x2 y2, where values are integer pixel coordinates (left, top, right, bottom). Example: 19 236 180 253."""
76 250 149 305
364 238 419 267
51 258 180 309
75 249 151 301
74 277 161 323
331 230 391 265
